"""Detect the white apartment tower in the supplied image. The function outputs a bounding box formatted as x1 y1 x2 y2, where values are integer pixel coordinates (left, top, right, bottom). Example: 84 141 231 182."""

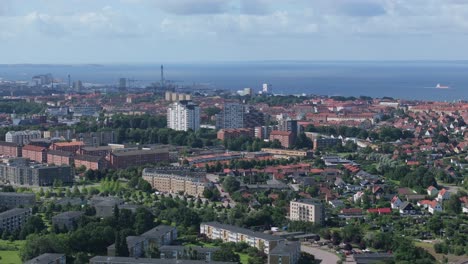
262 83 272 94
167 100 200 131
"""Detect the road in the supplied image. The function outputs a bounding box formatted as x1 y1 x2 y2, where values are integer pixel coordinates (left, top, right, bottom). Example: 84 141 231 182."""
301 244 340 264
206 173 236 207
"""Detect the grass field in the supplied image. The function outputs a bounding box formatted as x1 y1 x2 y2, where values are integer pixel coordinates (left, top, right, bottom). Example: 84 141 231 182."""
0 240 24 264
415 241 466 263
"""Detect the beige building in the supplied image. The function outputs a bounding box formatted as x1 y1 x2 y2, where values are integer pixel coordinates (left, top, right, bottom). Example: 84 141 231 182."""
289 199 324 224
142 167 207 197
200 222 285 254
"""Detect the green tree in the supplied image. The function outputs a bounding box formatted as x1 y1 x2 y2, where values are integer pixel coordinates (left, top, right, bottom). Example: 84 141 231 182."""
222 176 240 193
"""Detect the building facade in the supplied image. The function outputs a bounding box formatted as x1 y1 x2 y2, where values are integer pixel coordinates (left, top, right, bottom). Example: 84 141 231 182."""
107 149 169 169
216 103 244 130
142 167 207 197
52 211 84 231
5 130 41 146
269 131 294 148
0 208 32 232
167 100 200 132
0 158 73 186
200 222 285 254
0 141 21 158
0 192 36 209
289 199 324 224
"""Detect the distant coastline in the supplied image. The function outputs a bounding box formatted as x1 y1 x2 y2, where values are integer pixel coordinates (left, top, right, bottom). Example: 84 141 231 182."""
0 61 467 101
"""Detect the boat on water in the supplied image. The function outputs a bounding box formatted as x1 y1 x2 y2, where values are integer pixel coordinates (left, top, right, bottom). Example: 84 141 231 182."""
436 83 449 89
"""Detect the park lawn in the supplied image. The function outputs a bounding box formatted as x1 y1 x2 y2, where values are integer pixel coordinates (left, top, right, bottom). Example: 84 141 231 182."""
0 240 25 264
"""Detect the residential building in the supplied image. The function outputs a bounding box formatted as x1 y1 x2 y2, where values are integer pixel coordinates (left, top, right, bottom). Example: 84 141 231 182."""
427 186 438 196
159 245 220 261
108 225 177 258
313 138 342 150
167 100 200 131
142 167 208 197
90 256 234 264
260 148 313 158
0 158 73 186
216 103 244 130
267 241 301 264
74 154 107 170
200 222 285 254
260 148 312 158
0 141 21 158
436 188 450 202
269 131 294 148
0 192 36 208
0 208 31 232
91 197 123 218
47 150 73 166
5 130 41 145
25 253 66 264
278 119 299 136
21 145 47 163
52 141 84 153
52 211 84 231
418 200 442 214
76 131 116 146
390 195 402 209
289 199 324 224
399 202 417 215
107 149 169 169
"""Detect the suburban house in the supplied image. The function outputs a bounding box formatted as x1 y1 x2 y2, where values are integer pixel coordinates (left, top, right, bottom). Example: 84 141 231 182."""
436 189 450 202
399 202 417 215
427 186 438 196
390 195 402 209
418 200 442 214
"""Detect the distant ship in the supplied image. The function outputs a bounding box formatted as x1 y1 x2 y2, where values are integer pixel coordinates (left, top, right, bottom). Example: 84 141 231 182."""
436 83 449 89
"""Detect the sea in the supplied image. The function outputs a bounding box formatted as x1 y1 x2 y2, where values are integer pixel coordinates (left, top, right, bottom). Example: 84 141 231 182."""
0 61 467 102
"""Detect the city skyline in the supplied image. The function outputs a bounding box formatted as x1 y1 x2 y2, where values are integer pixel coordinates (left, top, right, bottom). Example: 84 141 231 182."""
1 0 468 63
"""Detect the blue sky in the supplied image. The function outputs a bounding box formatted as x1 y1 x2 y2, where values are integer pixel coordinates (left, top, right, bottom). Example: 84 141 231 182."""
0 0 467 63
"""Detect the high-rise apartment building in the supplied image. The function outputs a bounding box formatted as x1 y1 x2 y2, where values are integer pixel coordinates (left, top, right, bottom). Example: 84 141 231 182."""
289 199 324 224
216 102 244 130
167 100 200 131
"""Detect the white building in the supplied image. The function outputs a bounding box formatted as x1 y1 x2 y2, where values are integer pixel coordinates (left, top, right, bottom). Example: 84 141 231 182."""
289 199 324 224
262 83 272 94
5 130 41 145
167 100 200 132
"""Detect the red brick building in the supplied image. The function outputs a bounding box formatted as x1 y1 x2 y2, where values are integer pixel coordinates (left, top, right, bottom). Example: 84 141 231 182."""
269 131 294 148
22 145 47 163
0 141 21 158
107 149 169 169
75 154 107 171
47 150 73 166
52 141 84 153
217 128 254 141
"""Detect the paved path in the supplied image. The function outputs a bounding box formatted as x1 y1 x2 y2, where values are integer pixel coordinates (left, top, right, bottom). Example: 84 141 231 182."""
301 244 340 264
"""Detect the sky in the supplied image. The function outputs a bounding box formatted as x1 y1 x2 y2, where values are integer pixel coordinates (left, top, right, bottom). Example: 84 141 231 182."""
0 0 468 63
